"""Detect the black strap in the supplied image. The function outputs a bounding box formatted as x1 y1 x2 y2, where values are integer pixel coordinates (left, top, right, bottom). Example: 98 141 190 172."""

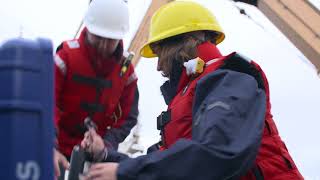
282 155 294 170
80 102 105 113
252 165 264 180
157 110 171 130
265 120 272 135
56 43 63 53
75 124 88 135
72 74 112 89
76 102 104 134
157 110 171 147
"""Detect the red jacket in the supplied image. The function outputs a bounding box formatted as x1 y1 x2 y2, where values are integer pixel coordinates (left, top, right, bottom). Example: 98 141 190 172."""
161 42 303 179
54 29 139 157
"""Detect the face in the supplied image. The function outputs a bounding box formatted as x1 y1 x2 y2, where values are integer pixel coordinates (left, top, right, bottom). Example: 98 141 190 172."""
150 35 185 74
87 32 120 58
150 42 164 72
150 40 183 78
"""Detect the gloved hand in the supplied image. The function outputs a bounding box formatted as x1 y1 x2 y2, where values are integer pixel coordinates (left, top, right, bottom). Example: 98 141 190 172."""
81 129 107 161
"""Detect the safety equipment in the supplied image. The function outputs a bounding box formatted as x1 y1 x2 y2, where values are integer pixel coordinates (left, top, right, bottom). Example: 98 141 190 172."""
84 0 129 40
140 1 225 58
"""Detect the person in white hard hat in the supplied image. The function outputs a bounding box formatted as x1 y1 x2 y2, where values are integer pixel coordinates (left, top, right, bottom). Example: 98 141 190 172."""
53 0 139 178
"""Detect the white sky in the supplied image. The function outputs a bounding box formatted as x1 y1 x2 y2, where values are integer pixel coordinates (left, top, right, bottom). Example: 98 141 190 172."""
309 0 320 9
1 0 319 179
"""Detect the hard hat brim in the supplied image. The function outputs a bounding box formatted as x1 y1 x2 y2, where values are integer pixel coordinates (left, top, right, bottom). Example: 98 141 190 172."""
86 25 127 40
140 27 225 58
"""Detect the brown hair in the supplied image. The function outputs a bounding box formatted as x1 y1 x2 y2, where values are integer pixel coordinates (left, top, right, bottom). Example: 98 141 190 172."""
150 31 218 77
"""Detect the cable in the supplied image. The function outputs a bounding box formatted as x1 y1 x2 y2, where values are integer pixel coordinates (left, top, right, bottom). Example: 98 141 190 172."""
74 0 92 38
228 0 318 73
228 0 267 30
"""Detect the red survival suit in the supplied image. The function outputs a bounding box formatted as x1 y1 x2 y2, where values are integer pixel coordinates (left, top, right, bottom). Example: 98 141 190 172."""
54 29 139 157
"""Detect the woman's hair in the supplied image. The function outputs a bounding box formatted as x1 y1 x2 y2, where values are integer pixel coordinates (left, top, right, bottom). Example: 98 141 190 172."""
151 31 218 77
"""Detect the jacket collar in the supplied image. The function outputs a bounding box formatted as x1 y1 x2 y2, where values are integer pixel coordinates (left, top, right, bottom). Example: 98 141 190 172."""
176 41 223 93
161 42 223 105
197 41 222 62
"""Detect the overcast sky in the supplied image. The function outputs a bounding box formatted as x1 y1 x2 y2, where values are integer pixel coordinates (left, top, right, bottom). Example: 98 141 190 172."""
1 0 320 179
309 0 320 9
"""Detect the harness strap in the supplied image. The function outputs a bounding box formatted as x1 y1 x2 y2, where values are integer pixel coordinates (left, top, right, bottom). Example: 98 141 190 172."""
157 110 171 146
80 102 105 113
157 110 171 130
72 74 112 89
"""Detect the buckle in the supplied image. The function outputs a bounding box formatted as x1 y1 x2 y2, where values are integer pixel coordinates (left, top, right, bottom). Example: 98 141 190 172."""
157 110 171 130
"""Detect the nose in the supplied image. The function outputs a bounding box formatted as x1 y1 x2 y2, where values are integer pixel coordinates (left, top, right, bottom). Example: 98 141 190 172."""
157 59 162 71
157 62 161 71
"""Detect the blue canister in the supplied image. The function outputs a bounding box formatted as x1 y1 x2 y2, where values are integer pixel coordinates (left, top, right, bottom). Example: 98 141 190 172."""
0 38 54 180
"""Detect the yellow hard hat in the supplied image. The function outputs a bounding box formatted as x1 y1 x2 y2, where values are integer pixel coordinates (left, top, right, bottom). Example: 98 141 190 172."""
140 0 225 58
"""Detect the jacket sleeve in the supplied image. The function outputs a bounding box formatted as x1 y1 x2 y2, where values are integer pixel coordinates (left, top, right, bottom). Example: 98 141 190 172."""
103 67 139 150
54 47 68 133
116 69 266 180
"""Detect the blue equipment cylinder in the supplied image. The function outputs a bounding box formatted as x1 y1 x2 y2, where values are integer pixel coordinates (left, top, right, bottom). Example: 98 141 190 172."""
0 38 54 180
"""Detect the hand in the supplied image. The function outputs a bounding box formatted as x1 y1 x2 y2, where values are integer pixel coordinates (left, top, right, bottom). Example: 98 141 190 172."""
82 163 118 180
53 148 70 178
81 129 106 159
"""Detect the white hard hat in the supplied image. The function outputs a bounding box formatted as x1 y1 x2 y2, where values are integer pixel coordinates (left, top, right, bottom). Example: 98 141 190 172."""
84 0 129 40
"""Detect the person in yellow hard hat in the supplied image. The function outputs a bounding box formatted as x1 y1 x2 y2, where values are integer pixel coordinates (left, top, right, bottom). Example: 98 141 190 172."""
80 1 303 179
